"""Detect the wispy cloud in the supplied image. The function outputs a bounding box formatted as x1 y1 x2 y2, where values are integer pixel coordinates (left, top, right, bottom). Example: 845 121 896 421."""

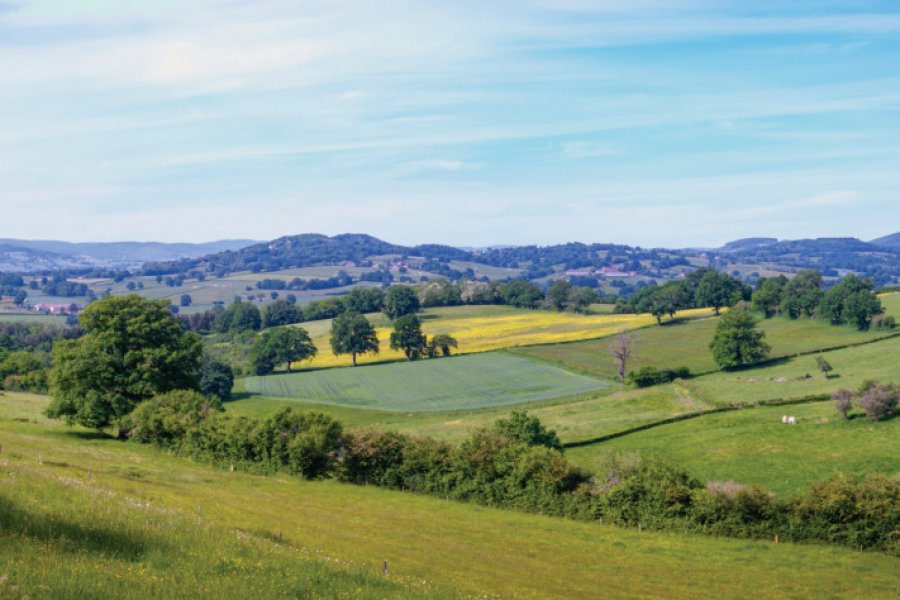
0 0 898 244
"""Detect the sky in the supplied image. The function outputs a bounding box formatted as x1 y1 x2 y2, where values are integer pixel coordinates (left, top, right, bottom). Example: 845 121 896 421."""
1 0 899 248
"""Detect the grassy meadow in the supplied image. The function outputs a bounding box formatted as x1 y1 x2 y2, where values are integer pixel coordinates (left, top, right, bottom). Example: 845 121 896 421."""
229 381 713 444
566 400 900 496
687 334 900 406
243 352 612 412
512 311 898 379
1 393 897 599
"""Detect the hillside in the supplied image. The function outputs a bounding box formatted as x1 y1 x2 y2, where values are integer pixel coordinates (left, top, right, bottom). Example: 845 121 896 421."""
1 392 897 599
871 231 900 248
0 238 257 271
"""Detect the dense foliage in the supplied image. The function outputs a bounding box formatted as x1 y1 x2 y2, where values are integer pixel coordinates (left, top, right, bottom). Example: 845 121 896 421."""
709 308 771 369
45 295 204 430
128 401 900 555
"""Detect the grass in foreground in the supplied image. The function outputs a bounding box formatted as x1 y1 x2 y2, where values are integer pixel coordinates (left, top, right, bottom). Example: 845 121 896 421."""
0 401 897 599
566 400 900 497
243 352 611 412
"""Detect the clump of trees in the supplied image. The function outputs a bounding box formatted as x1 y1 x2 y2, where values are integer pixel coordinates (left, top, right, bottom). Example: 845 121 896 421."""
750 271 884 330
620 268 747 324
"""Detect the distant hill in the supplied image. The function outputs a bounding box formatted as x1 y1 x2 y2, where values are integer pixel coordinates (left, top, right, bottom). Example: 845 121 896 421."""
0 243 97 273
718 238 778 253
0 239 257 272
870 232 900 248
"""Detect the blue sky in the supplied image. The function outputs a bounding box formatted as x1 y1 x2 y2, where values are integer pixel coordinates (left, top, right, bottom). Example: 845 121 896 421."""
2 0 899 247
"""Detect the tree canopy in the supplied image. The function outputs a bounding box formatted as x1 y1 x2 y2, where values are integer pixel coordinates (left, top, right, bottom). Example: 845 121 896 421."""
389 314 427 361
383 285 420 320
252 326 318 374
709 308 771 369
46 294 203 430
330 311 379 367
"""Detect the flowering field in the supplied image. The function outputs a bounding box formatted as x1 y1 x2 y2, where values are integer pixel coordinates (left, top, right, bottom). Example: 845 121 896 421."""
297 306 715 369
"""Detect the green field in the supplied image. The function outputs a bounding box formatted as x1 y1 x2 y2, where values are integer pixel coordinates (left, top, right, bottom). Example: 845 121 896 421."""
512 312 898 380
566 400 900 496
0 312 69 325
242 352 613 412
1 393 897 599
229 382 711 443
688 334 900 406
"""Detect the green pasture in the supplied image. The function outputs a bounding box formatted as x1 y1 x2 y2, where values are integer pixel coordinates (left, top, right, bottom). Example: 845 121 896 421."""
228 382 711 444
566 400 900 497
687 334 900 406
0 312 68 326
512 313 897 380
1 394 897 599
242 352 612 412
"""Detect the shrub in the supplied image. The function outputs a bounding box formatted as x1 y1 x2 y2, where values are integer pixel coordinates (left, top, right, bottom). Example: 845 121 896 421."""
858 383 898 421
129 390 222 447
872 314 896 330
831 388 853 419
493 411 562 450
628 366 691 387
342 428 407 486
791 474 900 552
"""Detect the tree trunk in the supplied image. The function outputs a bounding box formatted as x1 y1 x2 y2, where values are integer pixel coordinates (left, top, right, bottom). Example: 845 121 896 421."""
352 352 357 367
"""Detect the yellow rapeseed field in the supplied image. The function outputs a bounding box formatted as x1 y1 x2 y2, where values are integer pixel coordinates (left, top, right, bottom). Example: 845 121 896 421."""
300 307 715 369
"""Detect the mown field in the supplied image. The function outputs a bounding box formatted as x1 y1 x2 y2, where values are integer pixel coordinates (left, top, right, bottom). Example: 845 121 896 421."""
230 381 710 444
1 394 897 599
293 305 715 369
243 352 612 412
565 400 900 497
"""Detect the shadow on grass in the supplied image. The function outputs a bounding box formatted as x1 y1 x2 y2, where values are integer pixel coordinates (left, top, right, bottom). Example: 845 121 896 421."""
0 496 152 561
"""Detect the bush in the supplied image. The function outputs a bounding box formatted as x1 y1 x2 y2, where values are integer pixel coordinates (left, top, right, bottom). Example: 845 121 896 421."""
691 482 780 538
493 411 562 450
832 388 853 419
129 390 222 447
791 474 900 552
858 383 898 421
628 366 691 387
872 314 896 330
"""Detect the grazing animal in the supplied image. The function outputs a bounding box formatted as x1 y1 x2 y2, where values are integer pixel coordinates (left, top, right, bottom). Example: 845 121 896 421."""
781 415 789 423
787 416 797 425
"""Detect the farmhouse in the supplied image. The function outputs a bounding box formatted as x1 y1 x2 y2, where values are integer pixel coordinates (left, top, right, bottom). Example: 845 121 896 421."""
34 303 81 314
599 267 634 278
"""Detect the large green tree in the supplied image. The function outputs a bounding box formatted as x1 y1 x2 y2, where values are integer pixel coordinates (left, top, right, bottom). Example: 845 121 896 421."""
263 298 303 328
694 270 740 315
709 308 771 369
252 326 318 374
330 311 379 367
389 314 427 361
383 285 420 320
46 295 203 430
546 280 573 311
